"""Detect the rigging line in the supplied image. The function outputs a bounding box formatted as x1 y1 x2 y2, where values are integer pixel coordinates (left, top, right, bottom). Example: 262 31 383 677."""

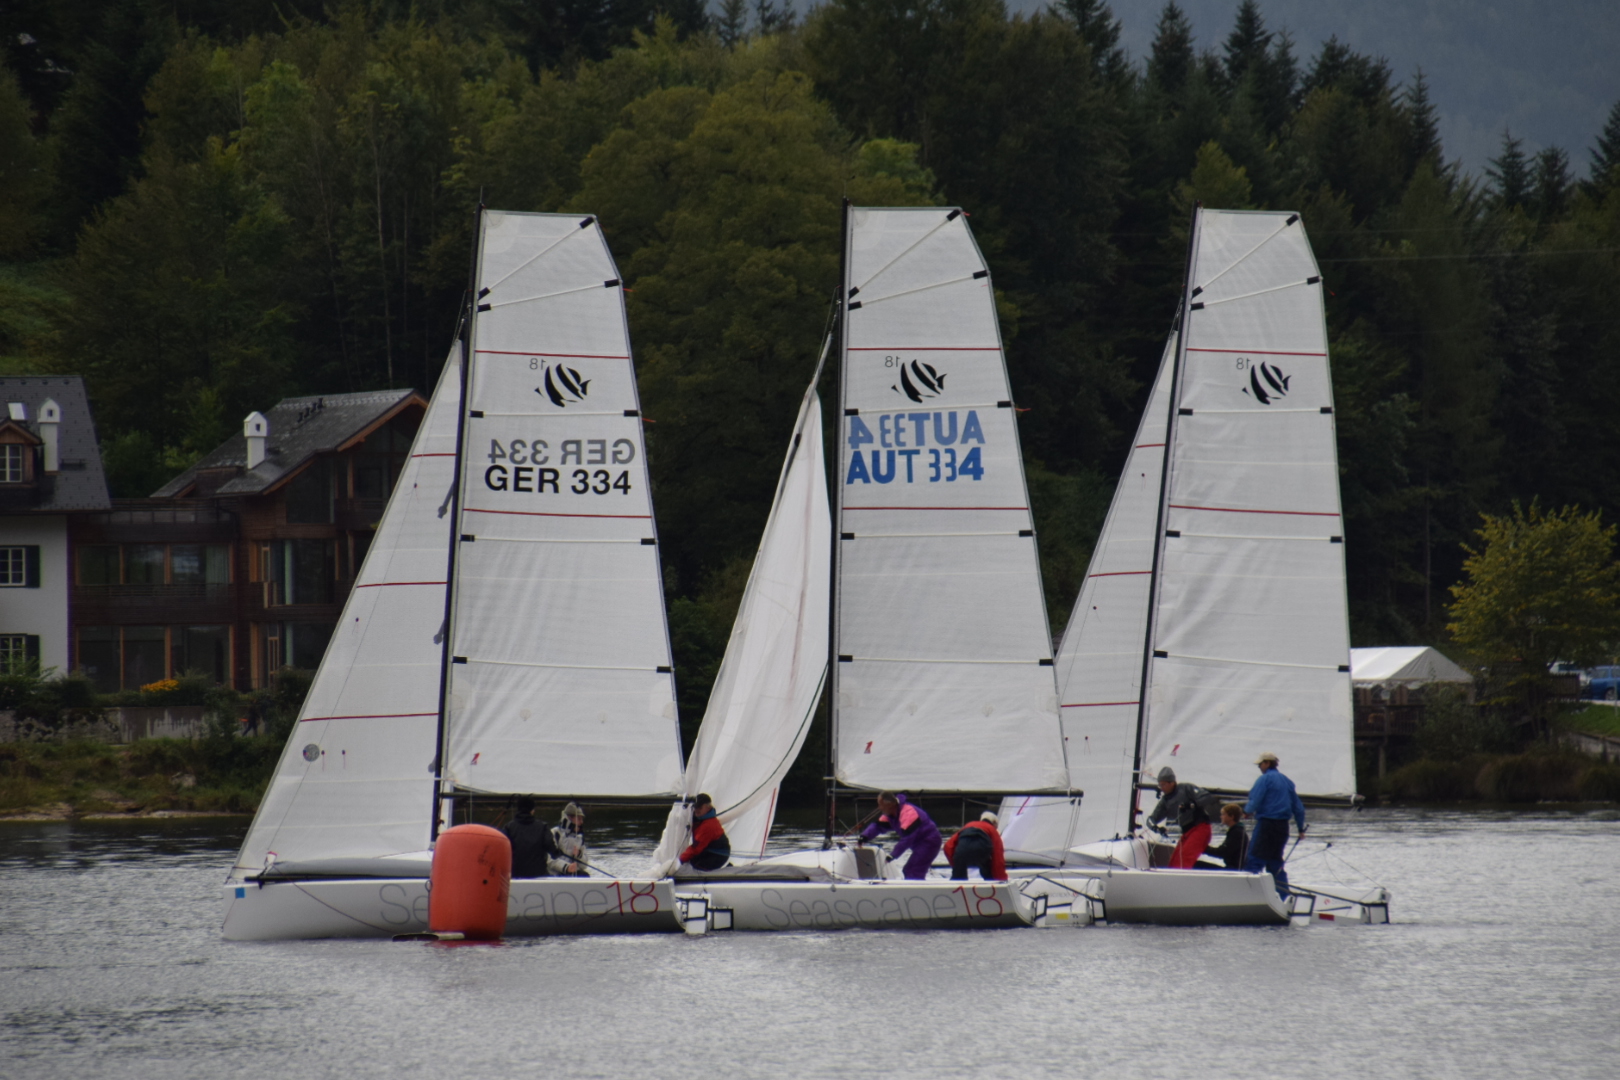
1192 215 1296 296
850 271 983 310
479 219 591 296
851 208 965 295
480 280 607 311
1192 276 1315 308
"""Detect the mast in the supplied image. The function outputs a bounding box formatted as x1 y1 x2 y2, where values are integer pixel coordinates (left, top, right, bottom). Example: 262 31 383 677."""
1128 203 1200 830
824 197 850 849
430 202 483 841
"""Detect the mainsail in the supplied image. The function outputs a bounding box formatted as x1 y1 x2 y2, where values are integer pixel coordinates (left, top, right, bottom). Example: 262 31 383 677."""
1140 207 1355 803
442 210 682 798
999 337 1175 855
651 376 831 867
833 206 1068 794
231 349 461 877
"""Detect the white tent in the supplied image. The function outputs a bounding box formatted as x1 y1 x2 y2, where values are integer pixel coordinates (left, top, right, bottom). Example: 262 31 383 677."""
1349 647 1472 688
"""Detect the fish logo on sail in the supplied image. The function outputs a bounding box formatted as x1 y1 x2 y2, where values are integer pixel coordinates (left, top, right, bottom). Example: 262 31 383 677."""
1242 361 1290 405
538 362 591 408
893 359 947 403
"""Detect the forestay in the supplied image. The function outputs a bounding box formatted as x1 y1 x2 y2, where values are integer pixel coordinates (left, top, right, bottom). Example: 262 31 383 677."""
231 350 462 878
999 336 1176 856
1143 208 1354 800
834 206 1067 794
650 380 831 868
444 210 682 797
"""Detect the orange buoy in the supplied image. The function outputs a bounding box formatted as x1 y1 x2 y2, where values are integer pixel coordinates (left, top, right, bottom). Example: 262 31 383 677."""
428 824 511 941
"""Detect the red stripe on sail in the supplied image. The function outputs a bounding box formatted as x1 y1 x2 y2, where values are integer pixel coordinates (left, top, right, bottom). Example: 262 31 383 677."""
463 507 651 519
301 712 437 723
1169 503 1339 517
356 581 446 588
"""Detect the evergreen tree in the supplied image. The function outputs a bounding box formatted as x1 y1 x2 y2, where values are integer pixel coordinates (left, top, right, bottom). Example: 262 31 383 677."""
717 0 749 48
1221 0 1270 94
754 0 792 35
1533 146 1571 220
1590 98 1620 196
1059 0 1127 85
1487 130 1532 210
1400 68 1442 173
1146 2 1194 102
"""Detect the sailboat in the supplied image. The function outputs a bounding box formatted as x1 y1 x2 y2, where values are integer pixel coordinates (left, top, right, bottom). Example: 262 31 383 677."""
223 210 696 940
1001 207 1390 925
661 205 1066 931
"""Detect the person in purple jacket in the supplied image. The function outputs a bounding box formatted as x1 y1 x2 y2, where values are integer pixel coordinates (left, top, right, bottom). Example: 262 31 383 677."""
860 792 943 880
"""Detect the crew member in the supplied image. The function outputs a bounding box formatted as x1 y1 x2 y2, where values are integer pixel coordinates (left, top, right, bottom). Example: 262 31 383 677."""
679 793 731 872
1145 766 1219 869
861 792 943 880
551 801 588 877
503 796 572 878
943 811 1007 881
1243 751 1307 900
1201 802 1249 869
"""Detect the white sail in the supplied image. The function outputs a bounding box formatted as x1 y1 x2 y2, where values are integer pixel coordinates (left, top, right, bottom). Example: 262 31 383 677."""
833 206 1067 794
651 382 831 867
1141 208 1354 803
444 210 682 797
231 349 462 877
999 335 1176 856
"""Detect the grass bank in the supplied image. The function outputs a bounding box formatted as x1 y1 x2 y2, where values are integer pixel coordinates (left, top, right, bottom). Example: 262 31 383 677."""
0 737 283 817
1379 748 1620 804
1562 703 1620 738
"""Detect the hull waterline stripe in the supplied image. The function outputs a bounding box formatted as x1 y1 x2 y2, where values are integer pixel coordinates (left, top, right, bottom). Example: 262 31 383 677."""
301 711 438 723
1187 348 1327 358
1062 700 1140 708
1169 503 1339 517
463 507 652 520
474 350 630 360
356 581 446 588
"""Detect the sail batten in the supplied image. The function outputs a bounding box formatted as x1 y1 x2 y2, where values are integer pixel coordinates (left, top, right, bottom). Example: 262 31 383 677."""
442 210 681 800
833 206 1067 795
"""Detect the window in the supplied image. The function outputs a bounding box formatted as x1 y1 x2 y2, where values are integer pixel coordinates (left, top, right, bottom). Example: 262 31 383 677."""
262 621 333 675
267 539 334 605
0 444 23 483
78 627 119 692
172 625 230 684
0 634 39 673
78 545 120 585
0 545 39 588
286 461 334 523
170 544 230 584
123 626 166 688
125 544 165 585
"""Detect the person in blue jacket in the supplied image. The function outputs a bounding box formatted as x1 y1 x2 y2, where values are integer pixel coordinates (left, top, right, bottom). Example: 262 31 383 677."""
1243 751 1306 900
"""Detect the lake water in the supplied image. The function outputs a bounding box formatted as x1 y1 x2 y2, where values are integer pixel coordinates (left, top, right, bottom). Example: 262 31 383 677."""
1 808 1616 1079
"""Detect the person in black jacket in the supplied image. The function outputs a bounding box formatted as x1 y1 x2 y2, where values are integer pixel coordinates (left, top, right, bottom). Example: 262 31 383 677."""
1145 766 1221 869
1201 803 1249 869
503 797 574 878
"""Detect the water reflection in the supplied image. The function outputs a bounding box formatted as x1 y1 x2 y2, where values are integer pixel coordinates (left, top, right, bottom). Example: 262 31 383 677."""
1 810 1617 1080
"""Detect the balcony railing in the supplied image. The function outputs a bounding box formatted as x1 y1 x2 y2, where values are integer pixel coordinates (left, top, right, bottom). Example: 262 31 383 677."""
72 583 236 623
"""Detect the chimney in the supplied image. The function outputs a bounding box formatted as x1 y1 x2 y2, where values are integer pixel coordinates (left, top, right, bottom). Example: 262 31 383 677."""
38 397 60 473
244 411 268 469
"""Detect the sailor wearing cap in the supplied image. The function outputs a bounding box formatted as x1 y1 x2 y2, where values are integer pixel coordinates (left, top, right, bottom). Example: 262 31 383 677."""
1243 752 1306 900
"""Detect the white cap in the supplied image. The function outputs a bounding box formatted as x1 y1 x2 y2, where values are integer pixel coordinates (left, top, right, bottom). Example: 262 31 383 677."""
980 811 999 826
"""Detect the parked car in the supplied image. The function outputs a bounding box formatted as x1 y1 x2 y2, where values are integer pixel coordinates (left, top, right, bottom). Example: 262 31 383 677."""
1583 665 1620 701
1550 661 1591 688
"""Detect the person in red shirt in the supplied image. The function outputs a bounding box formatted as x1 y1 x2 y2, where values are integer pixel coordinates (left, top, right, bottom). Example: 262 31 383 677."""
678 793 731 872
943 811 1007 881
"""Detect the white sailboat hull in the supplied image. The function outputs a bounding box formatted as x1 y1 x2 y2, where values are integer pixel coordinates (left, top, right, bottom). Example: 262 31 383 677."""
1012 866 1290 926
221 877 685 941
696 878 1036 931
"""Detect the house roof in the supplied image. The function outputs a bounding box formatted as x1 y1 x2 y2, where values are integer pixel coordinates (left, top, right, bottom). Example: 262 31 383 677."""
0 377 111 512
153 388 424 498
1349 646 1473 687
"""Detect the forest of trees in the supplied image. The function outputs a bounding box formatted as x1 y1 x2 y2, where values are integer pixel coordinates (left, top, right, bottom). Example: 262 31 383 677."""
4 0 1620 732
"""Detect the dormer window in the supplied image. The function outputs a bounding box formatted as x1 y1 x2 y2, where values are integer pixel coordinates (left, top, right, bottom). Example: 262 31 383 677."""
1 444 22 483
